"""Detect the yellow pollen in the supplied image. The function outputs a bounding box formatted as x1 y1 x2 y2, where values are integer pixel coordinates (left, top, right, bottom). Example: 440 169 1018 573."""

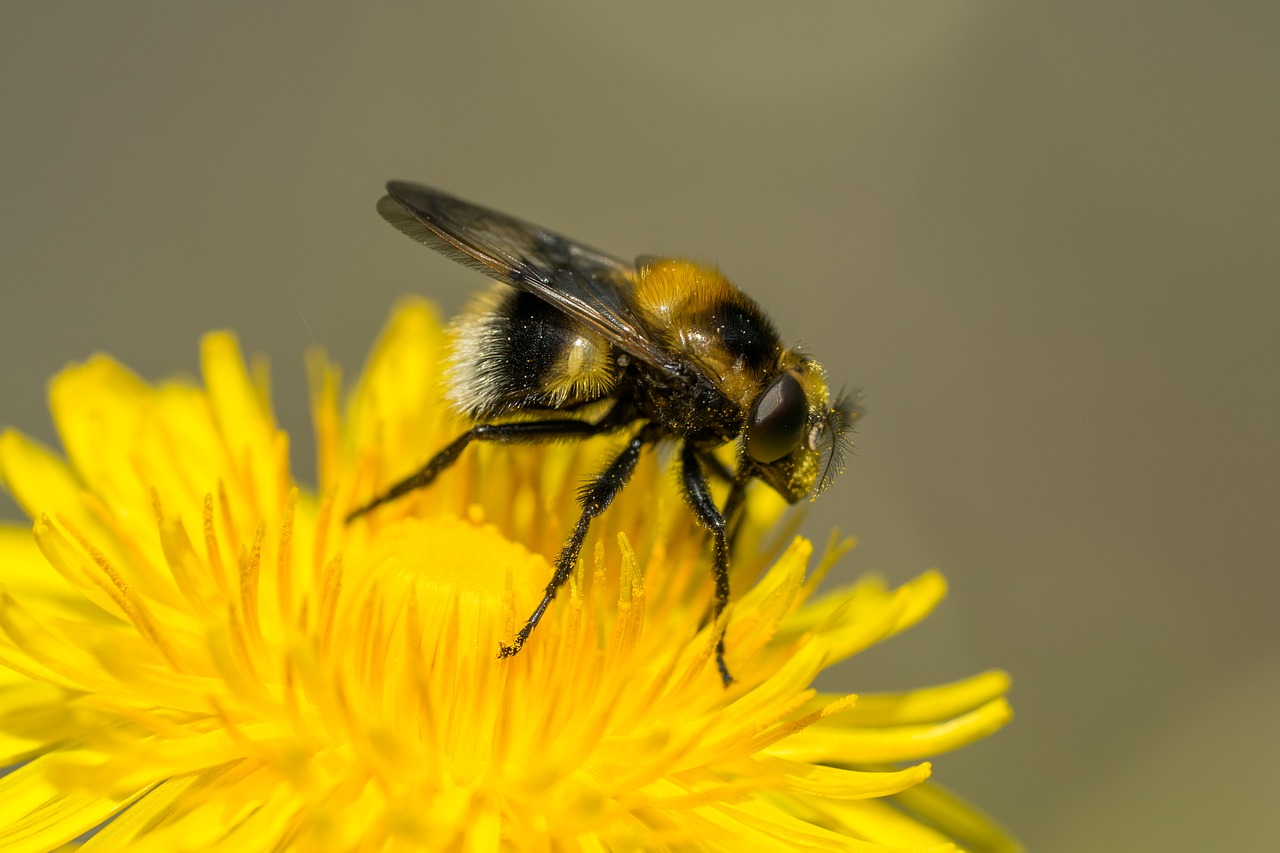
361 515 545 605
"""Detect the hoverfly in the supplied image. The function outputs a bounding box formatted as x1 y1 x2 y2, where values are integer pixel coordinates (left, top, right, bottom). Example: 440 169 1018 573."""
348 181 858 686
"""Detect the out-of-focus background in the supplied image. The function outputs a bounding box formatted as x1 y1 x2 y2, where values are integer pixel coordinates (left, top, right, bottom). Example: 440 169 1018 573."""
2 3 1276 849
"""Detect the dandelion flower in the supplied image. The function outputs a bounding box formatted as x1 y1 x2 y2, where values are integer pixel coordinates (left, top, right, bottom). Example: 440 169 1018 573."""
0 300 1017 851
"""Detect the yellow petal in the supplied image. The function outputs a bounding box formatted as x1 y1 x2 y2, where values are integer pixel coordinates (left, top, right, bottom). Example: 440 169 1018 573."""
47 355 152 519
808 670 1013 727
779 698 1015 764
795 571 949 665
0 680 75 764
789 796 960 851
762 756 933 799
0 431 85 523
346 298 451 458
0 753 148 852
0 523 84 611
200 332 291 520
890 780 1025 853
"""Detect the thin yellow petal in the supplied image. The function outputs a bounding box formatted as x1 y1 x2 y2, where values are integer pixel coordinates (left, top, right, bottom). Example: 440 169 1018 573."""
306 347 343 496
0 680 76 764
0 431 85 523
778 757 931 799
809 670 1013 727
890 781 1025 853
0 523 87 614
46 355 150 504
786 796 960 851
76 773 206 851
779 698 1015 764
346 298 450 453
799 571 949 665
200 332 290 520
0 754 143 851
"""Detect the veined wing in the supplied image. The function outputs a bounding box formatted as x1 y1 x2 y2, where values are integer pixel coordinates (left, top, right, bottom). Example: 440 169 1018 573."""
379 181 680 375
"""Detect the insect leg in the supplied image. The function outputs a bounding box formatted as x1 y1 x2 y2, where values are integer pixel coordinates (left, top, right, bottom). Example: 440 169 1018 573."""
345 419 608 522
694 450 752 555
721 476 750 548
682 443 734 687
499 423 659 660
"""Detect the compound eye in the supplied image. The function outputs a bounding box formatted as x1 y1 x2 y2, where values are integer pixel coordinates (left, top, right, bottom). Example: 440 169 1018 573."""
746 372 807 463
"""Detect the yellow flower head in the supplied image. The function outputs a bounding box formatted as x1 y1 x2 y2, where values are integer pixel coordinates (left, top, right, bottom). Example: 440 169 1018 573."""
0 301 1016 851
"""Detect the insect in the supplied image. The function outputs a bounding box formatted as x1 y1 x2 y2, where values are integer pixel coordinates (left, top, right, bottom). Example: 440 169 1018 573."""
347 181 858 686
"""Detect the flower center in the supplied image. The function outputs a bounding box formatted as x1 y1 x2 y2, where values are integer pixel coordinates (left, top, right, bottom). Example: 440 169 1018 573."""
360 514 546 605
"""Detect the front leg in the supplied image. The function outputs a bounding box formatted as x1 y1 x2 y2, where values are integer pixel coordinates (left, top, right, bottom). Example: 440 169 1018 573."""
695 449 754 543
714 458 752 549
682 442 734 687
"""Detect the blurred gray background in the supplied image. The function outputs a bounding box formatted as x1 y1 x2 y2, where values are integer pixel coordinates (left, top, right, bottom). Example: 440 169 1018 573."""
2 3 1276 849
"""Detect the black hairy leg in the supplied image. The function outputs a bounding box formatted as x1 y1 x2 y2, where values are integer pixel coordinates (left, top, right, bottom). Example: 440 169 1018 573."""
499 423 661 661
697 451 751 549
345 418 610 522
683 442 735 686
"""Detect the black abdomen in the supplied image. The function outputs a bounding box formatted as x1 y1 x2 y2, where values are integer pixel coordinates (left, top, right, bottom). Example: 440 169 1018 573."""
447 286 618 416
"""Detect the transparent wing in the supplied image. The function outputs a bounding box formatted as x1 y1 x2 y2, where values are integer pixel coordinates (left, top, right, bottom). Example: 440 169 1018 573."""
379 181 680 375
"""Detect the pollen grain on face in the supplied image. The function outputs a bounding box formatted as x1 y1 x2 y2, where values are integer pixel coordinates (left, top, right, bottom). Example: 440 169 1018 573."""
0 299 1018 852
